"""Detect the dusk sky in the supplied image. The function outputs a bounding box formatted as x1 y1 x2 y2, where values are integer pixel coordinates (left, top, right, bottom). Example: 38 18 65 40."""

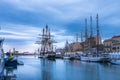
0 0 120 53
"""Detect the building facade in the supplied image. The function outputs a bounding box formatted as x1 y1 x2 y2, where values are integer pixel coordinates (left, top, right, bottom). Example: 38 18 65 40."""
103 39 112 52
112 36 120 52
103 35 120 52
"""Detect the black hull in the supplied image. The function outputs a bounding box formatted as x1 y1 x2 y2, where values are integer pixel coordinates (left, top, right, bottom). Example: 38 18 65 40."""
47 55 56 60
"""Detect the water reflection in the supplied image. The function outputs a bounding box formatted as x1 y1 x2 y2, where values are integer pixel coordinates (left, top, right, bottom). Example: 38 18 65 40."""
4 67 17 80
3 56 120 80
40 59 56 80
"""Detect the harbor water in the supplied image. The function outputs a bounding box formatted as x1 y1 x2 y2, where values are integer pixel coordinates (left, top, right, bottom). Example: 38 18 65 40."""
4 56 120 80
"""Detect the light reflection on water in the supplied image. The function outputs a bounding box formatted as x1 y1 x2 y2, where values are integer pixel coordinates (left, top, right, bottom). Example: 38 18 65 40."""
4 56 120 80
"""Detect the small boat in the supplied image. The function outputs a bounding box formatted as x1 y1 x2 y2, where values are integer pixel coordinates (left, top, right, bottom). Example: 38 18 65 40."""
5 58 24 67
5 53 24 67
5 58 18 67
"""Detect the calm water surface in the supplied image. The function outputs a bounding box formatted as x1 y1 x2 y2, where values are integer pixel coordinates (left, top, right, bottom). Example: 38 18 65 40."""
4 56 120 80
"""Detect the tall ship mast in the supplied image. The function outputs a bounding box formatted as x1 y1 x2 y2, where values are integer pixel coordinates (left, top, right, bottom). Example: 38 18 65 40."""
96 14 102 53
81 14 107 62
36 25 56 59
89 16 93 53
84 18 89 54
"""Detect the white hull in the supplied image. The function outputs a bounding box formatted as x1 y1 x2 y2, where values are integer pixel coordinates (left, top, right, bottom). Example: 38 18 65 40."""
63 56 70 60
89 57 106 62
38 55 47 59
80 56 106 62
80 56 89 61
110 59 120 65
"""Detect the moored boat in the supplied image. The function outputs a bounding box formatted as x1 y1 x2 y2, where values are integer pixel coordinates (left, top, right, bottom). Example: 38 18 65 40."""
63 52 71 60
110 59 120 65
80 54 109 62
47 52 56 60
80 56 89 61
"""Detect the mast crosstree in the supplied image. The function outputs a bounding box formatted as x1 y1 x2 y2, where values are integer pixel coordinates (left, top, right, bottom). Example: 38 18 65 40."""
36 25 56 55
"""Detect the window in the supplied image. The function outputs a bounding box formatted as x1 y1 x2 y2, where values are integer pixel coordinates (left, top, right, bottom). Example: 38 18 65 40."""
118 47 119 49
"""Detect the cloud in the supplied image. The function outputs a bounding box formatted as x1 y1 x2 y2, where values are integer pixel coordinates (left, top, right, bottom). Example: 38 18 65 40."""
0 0 120 53
1 0 120 24
0 23 74 52
1 0 116 22
0 23 42 39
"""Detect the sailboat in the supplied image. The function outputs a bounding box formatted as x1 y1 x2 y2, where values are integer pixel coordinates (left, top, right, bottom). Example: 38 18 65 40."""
81 53 108 62
80 14 108 62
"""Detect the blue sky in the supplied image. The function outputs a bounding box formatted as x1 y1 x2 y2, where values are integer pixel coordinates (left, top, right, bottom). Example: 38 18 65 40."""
0 0 120 53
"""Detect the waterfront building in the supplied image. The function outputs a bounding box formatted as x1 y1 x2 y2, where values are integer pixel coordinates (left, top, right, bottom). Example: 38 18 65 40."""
103 39 112 53
104 35 120 52
63 14 104 54
112 36 120 52
64 41 84 53
70 42 84 52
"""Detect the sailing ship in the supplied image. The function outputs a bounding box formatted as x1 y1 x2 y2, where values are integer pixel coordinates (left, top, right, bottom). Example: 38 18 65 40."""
0 37 4 79
80 14 108 62
36 25 56 59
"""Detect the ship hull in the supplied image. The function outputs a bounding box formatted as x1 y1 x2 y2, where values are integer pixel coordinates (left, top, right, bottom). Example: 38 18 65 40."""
80 56 90 61
80 56 107 62
110 59 120 65
63 56 70 60
47 54 56 60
